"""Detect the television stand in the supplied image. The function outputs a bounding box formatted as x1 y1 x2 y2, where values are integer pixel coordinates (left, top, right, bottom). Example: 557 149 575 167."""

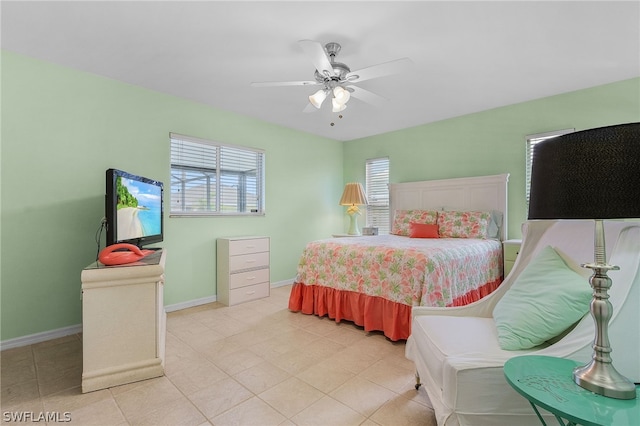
81 249 166 393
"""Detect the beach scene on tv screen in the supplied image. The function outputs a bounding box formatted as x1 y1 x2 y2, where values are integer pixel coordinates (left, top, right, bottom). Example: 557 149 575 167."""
116 177 162 241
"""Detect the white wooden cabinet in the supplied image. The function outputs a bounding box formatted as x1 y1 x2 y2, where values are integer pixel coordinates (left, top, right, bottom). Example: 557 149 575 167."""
81 250 166 393
217 236 270 306
503 239 522 278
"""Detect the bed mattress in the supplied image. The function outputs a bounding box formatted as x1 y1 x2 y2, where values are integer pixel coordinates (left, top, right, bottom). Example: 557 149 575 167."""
289 235 503 340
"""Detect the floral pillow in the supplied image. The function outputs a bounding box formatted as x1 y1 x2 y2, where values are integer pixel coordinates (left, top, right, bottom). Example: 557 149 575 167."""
391 210 438 236
437 210 491 239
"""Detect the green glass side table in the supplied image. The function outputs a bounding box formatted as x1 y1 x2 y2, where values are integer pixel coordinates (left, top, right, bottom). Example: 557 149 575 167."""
504 355 639 426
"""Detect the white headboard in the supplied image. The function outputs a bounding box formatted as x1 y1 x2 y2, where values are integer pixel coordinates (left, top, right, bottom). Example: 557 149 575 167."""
389 174 510 240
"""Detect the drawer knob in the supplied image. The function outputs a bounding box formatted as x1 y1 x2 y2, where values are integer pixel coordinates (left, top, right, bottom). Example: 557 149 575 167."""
246 276 256 281
246 291 256 295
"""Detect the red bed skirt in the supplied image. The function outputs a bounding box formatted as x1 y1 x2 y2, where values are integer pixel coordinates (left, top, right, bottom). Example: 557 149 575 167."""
288 279 502 341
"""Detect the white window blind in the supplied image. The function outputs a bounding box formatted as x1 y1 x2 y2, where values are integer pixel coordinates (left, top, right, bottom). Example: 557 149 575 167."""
525 129 574 205
170 133 265 216
365 157 390 234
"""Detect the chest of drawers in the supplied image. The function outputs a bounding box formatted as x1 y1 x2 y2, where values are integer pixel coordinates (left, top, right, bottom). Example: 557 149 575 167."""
217 236 270 305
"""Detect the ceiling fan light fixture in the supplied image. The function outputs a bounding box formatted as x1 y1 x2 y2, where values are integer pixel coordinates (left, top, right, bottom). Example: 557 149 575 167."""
333 86 350 104
332 98 347 112
309 89 328 108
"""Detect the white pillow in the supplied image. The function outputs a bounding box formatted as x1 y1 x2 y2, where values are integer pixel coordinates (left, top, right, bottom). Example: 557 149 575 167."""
488 210 503 239
493 245 592 350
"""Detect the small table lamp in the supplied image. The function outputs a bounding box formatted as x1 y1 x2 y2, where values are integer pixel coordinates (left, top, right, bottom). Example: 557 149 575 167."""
339 182 368 235
528 122 640 399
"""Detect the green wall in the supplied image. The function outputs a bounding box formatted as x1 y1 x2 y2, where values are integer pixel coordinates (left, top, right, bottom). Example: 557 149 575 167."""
343 78 640 239
1 51 343 341
2 48 638 343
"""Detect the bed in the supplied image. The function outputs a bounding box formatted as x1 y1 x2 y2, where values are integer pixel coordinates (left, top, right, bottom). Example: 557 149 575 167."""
288 174 510 341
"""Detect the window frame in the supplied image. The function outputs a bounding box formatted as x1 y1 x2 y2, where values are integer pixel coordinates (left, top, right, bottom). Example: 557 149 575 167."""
365 157 390 235
169 133 265 217
525 128 574 206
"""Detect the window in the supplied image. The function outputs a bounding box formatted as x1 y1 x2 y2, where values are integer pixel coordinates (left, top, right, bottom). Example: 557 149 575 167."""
170 133 265 216
525 129 574 206
365 157 390 234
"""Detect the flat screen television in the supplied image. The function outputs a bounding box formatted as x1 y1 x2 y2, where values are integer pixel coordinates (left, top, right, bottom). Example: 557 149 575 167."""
105 168 164 248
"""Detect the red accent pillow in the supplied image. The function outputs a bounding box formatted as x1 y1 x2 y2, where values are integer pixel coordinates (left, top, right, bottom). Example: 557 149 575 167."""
409 222 439 238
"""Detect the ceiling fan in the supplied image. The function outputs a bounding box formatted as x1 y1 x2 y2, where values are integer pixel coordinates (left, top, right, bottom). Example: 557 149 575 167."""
251 40 412 113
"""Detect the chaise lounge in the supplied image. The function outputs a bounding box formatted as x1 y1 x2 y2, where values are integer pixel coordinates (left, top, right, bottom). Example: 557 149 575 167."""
405 219 640 425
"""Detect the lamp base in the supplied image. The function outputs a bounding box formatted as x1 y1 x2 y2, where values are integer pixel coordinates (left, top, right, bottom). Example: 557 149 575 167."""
573 360 636 399
573 219 636 400
347 213 361 236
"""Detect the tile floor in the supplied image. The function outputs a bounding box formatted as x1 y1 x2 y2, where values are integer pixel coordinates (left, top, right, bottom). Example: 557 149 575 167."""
1 285 436 425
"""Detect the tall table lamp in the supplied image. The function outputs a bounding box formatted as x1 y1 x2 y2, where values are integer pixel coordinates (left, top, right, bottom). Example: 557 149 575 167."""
528 122 640 399
340 182 368 235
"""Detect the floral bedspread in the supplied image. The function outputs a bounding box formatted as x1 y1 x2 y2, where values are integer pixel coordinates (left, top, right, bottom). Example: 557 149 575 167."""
295 235 503 307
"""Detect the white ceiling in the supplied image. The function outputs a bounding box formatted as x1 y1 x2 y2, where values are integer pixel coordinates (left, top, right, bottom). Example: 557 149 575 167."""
2 1 639 141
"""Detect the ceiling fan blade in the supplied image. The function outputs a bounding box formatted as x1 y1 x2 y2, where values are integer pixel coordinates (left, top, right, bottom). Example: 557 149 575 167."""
251 80 320 87
303 102 318 113
348 86 388 108
346 57 413 83
298 39 336 77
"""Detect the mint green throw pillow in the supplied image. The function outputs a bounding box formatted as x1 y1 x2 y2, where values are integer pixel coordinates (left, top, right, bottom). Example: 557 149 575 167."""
493 246 592 350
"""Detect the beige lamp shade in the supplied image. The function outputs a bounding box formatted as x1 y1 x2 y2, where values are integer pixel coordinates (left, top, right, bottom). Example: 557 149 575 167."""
339 182 368 235
339 182 368 206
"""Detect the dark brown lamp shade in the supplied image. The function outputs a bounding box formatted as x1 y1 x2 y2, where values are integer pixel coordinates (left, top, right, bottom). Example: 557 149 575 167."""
528 122 640 220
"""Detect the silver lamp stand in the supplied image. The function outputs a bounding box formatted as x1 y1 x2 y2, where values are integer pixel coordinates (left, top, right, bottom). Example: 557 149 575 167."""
572 219 636 399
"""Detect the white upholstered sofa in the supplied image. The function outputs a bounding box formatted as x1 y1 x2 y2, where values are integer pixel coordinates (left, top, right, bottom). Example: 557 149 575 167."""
405 219 640 426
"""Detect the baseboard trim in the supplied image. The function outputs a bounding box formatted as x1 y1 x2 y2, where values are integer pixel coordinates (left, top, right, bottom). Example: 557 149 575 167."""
1 324 83 351
2 279 296 350
271 278 294 288
164 295 217 313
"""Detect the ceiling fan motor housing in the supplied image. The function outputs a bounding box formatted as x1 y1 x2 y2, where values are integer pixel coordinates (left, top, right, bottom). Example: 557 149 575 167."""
314 63 350 83
314 42 351 83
